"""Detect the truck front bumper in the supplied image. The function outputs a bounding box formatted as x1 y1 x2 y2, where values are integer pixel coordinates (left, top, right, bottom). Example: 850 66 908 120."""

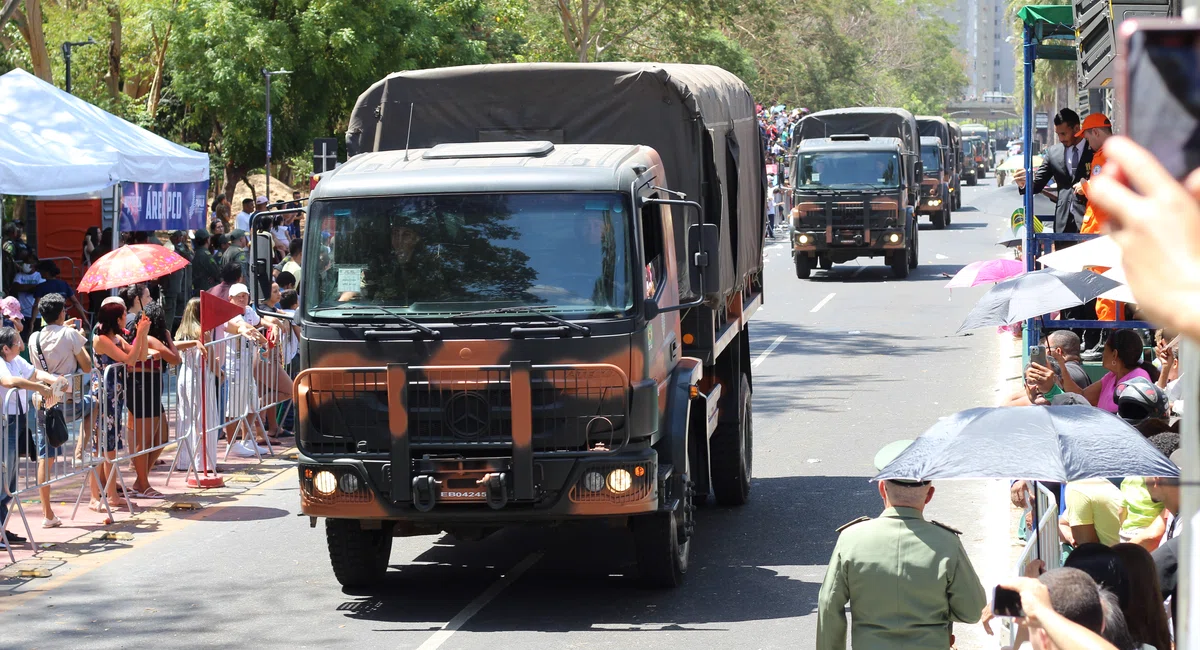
916 196 946 215
792 227 906 253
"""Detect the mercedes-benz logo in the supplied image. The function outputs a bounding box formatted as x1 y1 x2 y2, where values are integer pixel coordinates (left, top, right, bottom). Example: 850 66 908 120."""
445 392 490 439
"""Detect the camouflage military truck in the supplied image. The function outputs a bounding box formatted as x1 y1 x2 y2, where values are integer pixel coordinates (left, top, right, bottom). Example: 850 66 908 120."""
275 64 764 590
917 136 952 229
917 115 960 215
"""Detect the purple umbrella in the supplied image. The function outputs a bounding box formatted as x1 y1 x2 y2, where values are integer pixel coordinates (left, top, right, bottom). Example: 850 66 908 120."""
945 259 1024 289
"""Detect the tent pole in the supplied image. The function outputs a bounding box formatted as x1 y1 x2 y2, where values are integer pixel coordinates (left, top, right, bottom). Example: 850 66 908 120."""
0 192 5 297
111 183 121 296
1022 23 1037 368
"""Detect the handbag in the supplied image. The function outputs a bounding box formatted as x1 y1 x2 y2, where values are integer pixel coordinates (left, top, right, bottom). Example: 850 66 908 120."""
14 401 35 462
32 332 70 448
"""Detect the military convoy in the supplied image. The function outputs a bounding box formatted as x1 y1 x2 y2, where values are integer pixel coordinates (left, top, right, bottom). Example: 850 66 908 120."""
281 63 763 589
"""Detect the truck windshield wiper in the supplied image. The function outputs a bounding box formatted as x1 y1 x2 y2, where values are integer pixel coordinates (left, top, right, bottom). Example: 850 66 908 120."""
451 306 591 336
833 183 888 191
313 305 441 339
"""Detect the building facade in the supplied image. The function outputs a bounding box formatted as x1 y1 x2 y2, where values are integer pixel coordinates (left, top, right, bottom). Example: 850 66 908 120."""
943 0 1017 98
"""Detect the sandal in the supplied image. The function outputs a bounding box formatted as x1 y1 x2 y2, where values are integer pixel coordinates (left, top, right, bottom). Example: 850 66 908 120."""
136 488 166 499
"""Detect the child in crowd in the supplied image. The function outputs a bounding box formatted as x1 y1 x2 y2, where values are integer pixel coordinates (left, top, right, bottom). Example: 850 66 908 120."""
13 249 43 330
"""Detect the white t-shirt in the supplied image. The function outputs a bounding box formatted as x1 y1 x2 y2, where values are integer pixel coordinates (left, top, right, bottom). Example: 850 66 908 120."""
29 325 87 376
279 309 299 362
272 226 290 248
234 211 253 232
0 355 36 415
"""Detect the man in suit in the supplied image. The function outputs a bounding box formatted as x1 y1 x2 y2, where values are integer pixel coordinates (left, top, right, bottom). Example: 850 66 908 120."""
1014 109 1101 351
1015 108 1093 237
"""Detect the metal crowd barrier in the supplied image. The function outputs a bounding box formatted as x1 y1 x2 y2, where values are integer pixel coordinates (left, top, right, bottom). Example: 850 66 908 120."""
1009 481 1061 646
0 317 297 561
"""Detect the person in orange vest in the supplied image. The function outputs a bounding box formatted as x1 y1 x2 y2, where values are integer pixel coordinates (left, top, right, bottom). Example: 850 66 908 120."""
1073 114 1122 322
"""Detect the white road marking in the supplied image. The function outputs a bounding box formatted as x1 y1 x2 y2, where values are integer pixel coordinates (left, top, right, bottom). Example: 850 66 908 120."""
810 293 836 313
751 335 786 369
416 551 543 650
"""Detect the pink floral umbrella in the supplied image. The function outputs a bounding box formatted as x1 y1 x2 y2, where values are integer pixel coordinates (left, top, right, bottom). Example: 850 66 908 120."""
945 259 1025 289
77 244 190 293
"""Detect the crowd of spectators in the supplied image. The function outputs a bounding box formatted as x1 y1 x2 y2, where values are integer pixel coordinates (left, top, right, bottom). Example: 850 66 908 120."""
757 103 806 238
0 188 308 543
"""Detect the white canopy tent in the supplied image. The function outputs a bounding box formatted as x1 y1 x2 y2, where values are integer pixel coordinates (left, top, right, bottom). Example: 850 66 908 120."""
0 68 209 195
0 67 209 293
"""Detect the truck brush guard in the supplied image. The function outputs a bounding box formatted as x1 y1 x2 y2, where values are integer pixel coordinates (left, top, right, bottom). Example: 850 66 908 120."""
295 363 632 509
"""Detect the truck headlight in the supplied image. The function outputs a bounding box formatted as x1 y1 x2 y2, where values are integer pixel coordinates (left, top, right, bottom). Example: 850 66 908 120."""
338 473 360 494
583 471 605 493
928 199 942 207
607 469 633 493
797 234 810 245
889 233 901 243
314 471 337 495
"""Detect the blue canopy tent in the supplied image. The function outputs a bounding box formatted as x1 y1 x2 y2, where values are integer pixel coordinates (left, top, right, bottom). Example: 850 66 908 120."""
1018 5 1152 362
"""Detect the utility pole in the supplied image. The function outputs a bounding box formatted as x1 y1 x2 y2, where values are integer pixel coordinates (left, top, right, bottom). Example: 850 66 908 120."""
261 68 292 203
61 38 96 94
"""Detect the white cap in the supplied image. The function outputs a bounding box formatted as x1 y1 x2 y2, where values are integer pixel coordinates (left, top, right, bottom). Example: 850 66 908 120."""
101 296 126 307
229 283 250 297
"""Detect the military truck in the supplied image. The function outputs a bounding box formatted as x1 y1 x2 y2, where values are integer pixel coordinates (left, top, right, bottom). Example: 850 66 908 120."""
965 136 988 180
277 63 763 590
948 121 964 208
788 107 921 279
961 136 981 186
917 116 960 215
917 136 952 229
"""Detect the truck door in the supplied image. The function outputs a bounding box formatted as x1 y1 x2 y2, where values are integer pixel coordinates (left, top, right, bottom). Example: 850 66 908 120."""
639 189 682 392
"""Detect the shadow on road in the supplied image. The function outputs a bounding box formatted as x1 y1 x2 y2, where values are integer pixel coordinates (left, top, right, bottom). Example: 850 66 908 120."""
333 475 881 632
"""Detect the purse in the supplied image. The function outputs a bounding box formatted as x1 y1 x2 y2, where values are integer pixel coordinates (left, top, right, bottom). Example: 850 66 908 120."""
14 400 35 462
33 333 70 448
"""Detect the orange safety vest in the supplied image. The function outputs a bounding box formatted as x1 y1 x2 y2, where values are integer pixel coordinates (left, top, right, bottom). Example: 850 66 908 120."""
1079 145 1108 235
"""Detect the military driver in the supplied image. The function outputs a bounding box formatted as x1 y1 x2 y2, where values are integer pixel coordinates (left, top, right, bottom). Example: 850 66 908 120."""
816 440 986 649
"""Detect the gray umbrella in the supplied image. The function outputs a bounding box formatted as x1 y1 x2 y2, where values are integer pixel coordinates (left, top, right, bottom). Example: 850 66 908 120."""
874 406 1179 482
956 268 1122 333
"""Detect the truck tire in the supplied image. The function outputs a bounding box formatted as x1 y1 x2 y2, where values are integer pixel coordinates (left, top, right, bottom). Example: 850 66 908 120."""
711 374 752 506
932 208 946 230
326 519 393 588
794 254 812 280
818 254 833 271
944 203 952 225
633 477 692 588
908 224 919 270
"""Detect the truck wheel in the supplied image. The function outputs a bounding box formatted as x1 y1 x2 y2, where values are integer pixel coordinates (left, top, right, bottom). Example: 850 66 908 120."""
932 209 946 230
908 225 919 270
633 478 692 588
944 204 952 225
818 254 833 271
711 374 752 506
326 519 393 588
794 254 812 280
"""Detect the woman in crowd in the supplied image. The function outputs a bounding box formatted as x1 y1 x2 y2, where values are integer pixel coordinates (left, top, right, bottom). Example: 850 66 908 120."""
82 226 101 267
1045 330 1157 412
1110 544 1172 650
172 298 217 473
208 218 227 237
88 298 151 512
124 301 186 497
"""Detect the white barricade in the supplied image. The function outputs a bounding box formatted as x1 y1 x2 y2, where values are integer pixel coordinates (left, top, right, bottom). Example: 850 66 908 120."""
1009 481 1061 646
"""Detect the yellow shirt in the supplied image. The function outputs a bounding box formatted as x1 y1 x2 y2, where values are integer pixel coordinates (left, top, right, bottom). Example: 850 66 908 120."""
1065 479 1126 546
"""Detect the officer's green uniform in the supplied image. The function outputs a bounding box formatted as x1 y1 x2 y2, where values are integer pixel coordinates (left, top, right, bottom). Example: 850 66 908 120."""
816 440 987 650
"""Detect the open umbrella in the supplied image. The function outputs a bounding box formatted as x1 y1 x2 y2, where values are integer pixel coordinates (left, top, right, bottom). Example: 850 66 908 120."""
77 244 190 293
874 406 1179 482
1038 234 1122 272
956 268 1121 333
996 155 1043 172
945 259 1024 288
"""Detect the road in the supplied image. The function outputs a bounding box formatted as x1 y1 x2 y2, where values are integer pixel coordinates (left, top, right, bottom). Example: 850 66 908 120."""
0 176 1040 649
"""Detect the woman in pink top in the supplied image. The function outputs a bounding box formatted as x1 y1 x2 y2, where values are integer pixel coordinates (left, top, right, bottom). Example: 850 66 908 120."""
1055 329 1156 412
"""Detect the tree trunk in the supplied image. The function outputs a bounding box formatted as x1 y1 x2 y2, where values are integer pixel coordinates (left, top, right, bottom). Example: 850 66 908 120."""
146 21 173 117
17 3 53 82
104 1 122 98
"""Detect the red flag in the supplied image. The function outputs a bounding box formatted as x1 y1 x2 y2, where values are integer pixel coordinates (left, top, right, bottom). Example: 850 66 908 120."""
200 290 244 332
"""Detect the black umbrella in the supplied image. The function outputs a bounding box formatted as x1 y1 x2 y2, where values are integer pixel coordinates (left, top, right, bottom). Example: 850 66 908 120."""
956 269 1122 333
874 406 1179 483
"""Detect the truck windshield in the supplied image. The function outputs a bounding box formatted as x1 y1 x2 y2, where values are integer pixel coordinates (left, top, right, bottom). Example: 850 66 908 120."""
303 192 635 318
921 146 942 173
795 152 901 189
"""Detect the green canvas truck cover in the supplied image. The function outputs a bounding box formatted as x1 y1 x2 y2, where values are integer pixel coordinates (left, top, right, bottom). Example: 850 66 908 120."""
345 63 765 302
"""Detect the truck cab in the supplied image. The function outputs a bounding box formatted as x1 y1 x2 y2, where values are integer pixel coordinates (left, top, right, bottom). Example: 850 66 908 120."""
788 135 918 279
917 136 951 229
287 140 753 590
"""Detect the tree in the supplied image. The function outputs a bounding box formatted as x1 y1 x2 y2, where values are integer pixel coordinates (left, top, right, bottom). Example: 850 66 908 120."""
1 0 52 82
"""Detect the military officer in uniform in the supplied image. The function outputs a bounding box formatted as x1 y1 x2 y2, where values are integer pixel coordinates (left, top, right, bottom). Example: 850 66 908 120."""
816 440 986 649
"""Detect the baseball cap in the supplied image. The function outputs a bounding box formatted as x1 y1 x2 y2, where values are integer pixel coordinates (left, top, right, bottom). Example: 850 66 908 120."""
1075 113 1112 138
1051 392 1092 406
1116 377 1170 425
255 195 268 205
193 228 211 241
100 296 125 308
229 283 250 297
229 229 247 241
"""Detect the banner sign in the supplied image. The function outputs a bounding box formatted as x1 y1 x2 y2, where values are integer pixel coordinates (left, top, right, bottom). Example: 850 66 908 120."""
1034 112 1049 129
120 180 210 232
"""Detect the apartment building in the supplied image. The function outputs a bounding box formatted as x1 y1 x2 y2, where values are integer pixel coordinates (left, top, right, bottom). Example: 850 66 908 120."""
942 0 1017 98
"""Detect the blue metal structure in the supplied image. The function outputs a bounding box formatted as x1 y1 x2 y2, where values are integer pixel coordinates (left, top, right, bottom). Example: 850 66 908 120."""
1019 7 1151 362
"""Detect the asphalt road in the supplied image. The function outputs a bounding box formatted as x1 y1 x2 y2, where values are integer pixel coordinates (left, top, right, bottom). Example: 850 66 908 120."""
0 175 1045 649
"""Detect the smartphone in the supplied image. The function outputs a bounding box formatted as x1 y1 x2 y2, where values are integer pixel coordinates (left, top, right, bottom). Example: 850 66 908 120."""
1029 345 1048 369
1120 21 1200 180
993 585 1025 618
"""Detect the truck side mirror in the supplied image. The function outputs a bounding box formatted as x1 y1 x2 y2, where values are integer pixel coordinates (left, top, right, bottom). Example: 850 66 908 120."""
251 231 273 302
688 223 720 294
914 161 924 178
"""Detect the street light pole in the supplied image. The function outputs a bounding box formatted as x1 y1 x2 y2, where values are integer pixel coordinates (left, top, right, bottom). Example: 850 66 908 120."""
61 38 96 94
261 68 292 203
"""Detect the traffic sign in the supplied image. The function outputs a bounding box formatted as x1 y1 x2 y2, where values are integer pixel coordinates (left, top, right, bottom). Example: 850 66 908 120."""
1034 112 1049 129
